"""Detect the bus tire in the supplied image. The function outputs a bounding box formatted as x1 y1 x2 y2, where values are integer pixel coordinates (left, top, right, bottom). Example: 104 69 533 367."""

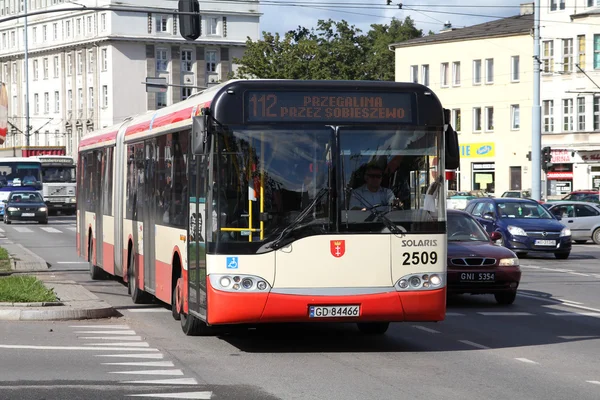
172 277 182 321
89 240 104 280
356 322 390 335
180 311 214 336
128 251 150 304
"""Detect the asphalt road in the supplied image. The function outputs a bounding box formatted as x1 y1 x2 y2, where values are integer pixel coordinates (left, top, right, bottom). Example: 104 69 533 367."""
1 217 600 400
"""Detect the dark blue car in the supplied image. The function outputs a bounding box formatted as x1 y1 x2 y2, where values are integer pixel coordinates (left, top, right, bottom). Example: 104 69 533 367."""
465 198 572 259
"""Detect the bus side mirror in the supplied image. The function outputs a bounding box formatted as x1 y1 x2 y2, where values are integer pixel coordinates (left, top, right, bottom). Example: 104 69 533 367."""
444 124 460 170
192 114 210 155
178 0 201 41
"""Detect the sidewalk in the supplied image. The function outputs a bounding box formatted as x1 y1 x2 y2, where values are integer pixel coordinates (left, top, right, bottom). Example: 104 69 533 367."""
0 237 118 321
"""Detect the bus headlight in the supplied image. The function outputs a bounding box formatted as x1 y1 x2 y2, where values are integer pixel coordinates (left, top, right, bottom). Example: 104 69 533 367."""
395 273 445 291
210 274 271 293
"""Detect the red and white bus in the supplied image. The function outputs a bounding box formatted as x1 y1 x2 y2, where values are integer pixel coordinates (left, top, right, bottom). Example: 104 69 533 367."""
77 79 459 336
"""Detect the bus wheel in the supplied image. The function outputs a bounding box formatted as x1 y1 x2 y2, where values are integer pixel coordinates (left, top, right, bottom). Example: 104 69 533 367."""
356 322 390 335
180 312 215 336
128 251 150 304
172 277 182 321
89 241 104 280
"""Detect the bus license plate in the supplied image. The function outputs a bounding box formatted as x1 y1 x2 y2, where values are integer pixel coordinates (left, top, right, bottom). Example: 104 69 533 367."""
309 305 360 318
535 239 556 246
22 213 35 217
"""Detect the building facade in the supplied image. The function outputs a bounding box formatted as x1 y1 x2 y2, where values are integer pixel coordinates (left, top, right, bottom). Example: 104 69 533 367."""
540 0 600 196
0 0 260 156
391 6 534 196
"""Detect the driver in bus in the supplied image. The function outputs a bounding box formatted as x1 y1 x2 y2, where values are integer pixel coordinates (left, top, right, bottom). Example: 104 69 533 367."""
349 164 402 212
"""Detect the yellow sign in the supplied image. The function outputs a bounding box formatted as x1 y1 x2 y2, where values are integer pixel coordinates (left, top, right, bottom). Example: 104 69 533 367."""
460 142 495 158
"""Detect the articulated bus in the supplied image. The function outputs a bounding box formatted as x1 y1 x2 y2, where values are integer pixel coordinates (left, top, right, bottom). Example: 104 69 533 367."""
77 79 459 336
36 155 77 215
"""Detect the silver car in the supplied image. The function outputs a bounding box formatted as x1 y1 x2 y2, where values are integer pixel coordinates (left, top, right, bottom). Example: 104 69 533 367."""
547 201 600 244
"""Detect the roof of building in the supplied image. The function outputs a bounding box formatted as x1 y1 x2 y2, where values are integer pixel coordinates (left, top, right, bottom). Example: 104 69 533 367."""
390 13 533 49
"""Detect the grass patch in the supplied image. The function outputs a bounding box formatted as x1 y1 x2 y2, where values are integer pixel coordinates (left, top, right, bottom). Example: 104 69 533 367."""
0 275 57 303
0 247 10 272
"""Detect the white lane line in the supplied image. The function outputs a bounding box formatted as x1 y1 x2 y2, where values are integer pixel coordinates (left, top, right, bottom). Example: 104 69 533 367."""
567 272 590 277
13 227 33 233
458 340 490 349
541 268 573 273
40 227 62 233
412 325 440 334
57 261 88 264
127 308 170 313
66 227 77 231
520 265 540 269
515 358 539 364
0 344 158 352
79 336 143 341
70 325 131 329
74 330 136 335
587 381 600 385
554 299 584 305
445 312 466 316
120 378 198 385
558 336 600 340
518 293 600 314
110 369 184 376
477 312 533 316
96 354 164 359
547 312 600 317
127 392 213 399
102 361 175 367
85 342 150 347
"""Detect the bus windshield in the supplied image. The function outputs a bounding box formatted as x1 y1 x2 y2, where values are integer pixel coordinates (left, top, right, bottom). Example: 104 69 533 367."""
0 161 42 190
42 166 76 183
212 126 443 248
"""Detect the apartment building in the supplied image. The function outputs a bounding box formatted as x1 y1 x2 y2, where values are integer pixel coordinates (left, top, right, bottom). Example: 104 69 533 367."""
391 5 534 196
540 0 600 194
0 0 260 156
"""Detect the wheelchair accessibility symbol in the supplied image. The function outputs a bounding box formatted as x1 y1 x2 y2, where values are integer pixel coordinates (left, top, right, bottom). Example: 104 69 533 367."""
226 257 239 270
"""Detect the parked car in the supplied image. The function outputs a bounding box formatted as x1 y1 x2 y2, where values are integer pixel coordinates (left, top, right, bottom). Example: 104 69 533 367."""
501 190 531 199
546 201 600 244
3 191 48 224
464 197 572 259
0 191 9 216
549 190 600 204
447 193 477 210
447 210 521 305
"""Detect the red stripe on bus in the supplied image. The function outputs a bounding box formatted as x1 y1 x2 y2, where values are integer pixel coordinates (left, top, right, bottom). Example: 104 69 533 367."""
155 259 172 304
79 131 118 148
102 242 115 275
137 253 144 290
125 107 194 137
399 287 446 322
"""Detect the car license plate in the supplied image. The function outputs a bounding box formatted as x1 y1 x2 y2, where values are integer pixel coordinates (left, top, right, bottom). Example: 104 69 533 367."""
535 239 556 246
309 305 360 318
22 213 35 217
460 272 495 282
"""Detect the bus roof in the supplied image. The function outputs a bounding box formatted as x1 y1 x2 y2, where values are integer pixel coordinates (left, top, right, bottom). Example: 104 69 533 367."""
79 79 444 151
0 157 42 163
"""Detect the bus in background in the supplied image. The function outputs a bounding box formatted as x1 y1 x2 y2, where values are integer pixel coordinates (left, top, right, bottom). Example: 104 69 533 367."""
36 155 77 215
0 157 43 196
77 79 459 336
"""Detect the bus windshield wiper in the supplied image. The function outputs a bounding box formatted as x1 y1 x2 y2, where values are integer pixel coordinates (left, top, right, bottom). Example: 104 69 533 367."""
266 187 329 250
347 189 405 235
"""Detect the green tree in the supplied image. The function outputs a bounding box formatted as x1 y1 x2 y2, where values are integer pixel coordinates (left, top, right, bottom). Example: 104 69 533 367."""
231 17 423 81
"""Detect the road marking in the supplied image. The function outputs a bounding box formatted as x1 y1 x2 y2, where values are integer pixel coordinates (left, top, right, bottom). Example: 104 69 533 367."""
445 312 466 316
412 325 440 334
0 227 4 233
542 268 573 273
57 261 88 264
86 342 150 347
102 361 175 367
558 336 600 340
520 265 539 269
127 392 213 399
547 312 600 318
127 308 170 313
71 325 131 329
13 227 33 233
587 381 600 385
554 299 584 305
477 312 533 316
0 344 158 351
110 369 184 376
74 330 137 335
567 272 590 277
518 293 600 314
40 227 62 233
66 227 77 231
120 378 198 385
96 353 164 359
515 358 538 364
79 336 143 341
458 340 490 349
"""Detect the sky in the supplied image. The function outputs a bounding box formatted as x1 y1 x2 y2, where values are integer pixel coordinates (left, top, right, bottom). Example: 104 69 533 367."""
257 0 527 38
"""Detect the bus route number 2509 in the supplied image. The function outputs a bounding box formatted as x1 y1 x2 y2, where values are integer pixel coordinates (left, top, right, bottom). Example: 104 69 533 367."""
402 251 438 266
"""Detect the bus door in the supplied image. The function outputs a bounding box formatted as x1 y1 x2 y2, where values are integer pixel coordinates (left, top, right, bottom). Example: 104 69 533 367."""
94 150 104 266
187 153 208 318
78 155 87 257
143 140 157 293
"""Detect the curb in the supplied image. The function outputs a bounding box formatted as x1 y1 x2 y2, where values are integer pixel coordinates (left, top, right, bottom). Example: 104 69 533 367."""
0 304 119 321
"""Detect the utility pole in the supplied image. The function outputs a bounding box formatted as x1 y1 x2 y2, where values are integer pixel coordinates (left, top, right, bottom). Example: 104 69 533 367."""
531 0 541 201
23 0 30 147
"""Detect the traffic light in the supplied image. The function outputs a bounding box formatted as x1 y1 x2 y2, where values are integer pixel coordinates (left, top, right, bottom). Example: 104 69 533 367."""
541 146 552 172
179 0 201 41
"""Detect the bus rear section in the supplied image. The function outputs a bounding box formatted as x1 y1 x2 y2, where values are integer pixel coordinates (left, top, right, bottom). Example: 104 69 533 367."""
182 80 457 335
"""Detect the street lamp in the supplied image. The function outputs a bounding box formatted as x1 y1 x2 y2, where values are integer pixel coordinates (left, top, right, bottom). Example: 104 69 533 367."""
23 0 30 147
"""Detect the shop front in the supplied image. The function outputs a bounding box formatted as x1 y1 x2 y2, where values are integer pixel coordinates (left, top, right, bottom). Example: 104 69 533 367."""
579 150 600 190
472 162 495 194
546 149 573 197
460 142 495 193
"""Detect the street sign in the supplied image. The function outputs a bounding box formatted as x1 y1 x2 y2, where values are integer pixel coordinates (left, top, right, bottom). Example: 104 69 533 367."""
144 77 168 93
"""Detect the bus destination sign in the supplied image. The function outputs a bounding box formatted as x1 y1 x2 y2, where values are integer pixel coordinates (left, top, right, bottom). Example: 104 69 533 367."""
245 91 414 123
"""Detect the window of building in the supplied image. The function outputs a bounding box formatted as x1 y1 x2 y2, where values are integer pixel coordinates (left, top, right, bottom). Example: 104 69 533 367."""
473 59 481 84
452 61 460 86
473 107 482 132
76 18 81 35
562 38 573 73
452 109 461 132
76 51 82 75
156 92 167 108
440 62 449 87
53 56 59 78
66 20 71 37
67 54 72 76
43 57 48 79
53 23 58 40
208 17 218 35
206 50 217 72
10 31 15 47
410 65 418 83
44 92 49 114
421 64 429 86
577 97 585 131
182 87 193 100
511 104 520 130
485 58 494 83
542 40 554 73
156 48 168 71
101 48 107 71
88 49 94 73
511 56 520 82
101 13 106 31
34 93 39 114
78 88 83 109
594 35 600 70
563 98 574 131
485 107 494 131
88 87 94 108
67 90 72 111
54 91 59 113
86 16 92 34
102 85 108 107
11 62 16 82
42 25 47 41
32 27 36 44
181 50 193 72
578 35 586 70
33 59 38 80
156 15 168 32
